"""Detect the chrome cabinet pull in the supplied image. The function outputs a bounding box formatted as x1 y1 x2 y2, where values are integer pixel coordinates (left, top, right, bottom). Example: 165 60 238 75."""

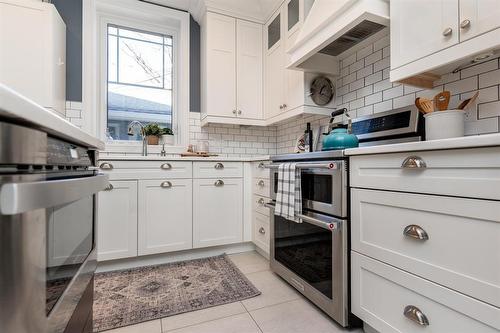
258 198 265 205
237 110 242 115
160 163 172 170
460 19 471 29
258 227 266 234
214 180 224 187
160 181 172 188
232 109 237 115
403 225 429 241
401 156 427 169
257 180 265 187
104 183 114 191
279 104 284 110
282 103 287 108
442 27 453 36
99 162 114 170
214 163 224 169
258 162 266 169
404 305 429 326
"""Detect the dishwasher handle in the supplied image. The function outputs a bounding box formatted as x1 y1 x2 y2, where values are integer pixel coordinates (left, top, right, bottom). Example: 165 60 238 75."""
0 174 109 215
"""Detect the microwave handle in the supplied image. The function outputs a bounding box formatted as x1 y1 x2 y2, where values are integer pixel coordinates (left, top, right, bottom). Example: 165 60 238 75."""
0 174 109 215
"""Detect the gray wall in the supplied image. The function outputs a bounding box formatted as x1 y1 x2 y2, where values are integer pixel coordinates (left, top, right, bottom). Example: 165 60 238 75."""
190 16 201 112
53 0 83 102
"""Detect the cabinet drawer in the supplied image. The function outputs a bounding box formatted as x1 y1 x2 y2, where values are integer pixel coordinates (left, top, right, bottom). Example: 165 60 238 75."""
253 194 270 216
351 188 500 308
253 177 270 197
252 161 270 179
193 161 243 178
253 212 270 254
98 160 192 179
352 252 500 333
350 147 500 200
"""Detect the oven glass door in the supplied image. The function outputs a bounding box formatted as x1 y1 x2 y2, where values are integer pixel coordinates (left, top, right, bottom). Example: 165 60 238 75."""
274 215 332 299
301 171 333 205
46 193 94 315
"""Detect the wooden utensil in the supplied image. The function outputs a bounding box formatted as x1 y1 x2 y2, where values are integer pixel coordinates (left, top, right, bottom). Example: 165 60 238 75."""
457 91 479 110
415 97 426 114
433 91 451 111
418 97 434 113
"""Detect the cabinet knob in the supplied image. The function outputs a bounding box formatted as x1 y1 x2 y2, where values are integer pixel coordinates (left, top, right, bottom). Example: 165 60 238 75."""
257 180 265 187
442 27 453 36
99 162 114 170
282 103 287 108
160 181 173 188
404 305 430 326
237 110 242 115
214 163 224 169
232 109 237 115
403 225 429 241
258 162 266 169
460 19 471 29
259 227 266 234
104 183 114 191
401 156 427 169
279 104 284 109
214 179 224 187
258 198 265 205
160 163 172 170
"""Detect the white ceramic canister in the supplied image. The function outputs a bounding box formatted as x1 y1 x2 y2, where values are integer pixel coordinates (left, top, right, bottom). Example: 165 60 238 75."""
424 110 465 140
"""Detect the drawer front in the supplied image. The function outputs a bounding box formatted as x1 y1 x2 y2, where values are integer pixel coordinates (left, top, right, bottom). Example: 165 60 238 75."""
351 188 500 308
99 160 193 179
253 177 271 197
253 194 270 216
352 252 500 333
253 212 270 253
193 161 243 178
350 147 500 200
252 161 270 179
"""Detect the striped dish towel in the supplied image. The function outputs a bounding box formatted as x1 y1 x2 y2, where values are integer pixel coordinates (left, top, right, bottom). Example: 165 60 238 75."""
275 163 302 223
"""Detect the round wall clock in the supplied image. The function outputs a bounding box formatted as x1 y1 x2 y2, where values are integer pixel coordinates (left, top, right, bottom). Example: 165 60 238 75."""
309 76 334 106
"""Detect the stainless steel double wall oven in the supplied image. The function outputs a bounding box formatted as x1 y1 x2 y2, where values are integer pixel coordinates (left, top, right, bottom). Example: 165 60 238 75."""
0 121 107 333
267 151 355 327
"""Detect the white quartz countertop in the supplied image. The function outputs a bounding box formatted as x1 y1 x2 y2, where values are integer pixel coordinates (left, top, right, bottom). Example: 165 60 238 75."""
345 133 500 156
99 155 270 162
0 84 104 150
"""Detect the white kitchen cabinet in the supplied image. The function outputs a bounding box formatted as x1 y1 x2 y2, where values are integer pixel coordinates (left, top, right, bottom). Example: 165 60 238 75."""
0 0 66 116
264 0 334 123
459 0 500 41
193 178 243 248
97 180 138 261
202 12 263 125
138 179 192 256
390 0 500 87
390 0 459 69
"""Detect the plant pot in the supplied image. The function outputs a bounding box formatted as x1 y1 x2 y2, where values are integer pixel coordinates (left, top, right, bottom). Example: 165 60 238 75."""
160 134 174 145
147 135 159 145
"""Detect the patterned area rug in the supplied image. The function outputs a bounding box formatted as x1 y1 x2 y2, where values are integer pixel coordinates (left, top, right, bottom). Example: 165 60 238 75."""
93 254 261 332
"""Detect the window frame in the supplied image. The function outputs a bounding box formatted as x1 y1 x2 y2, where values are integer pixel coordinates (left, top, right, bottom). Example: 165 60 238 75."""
91 0 190 153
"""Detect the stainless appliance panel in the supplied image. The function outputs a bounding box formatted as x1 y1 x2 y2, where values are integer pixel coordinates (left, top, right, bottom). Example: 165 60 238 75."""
269 205 349 326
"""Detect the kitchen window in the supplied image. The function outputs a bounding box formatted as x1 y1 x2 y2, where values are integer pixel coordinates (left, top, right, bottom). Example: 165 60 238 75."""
106 25 173 141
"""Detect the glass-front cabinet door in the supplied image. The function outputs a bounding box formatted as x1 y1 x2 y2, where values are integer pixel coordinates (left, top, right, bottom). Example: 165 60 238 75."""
287 0 300 32
267 12 281 50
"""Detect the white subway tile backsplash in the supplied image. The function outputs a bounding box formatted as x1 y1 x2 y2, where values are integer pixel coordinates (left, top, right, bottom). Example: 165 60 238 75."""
357 85 373 98
393 93 416 109
350 59 364 73
365 92 383 105
478 101 500 119
373 78 392 92
365 71 383 85
479 69 500 88
383 85 404 100
373 100 393 113
357 45 373 60
357 65 373 79
350 78 365 92
374 57 390 73
374 35 390 51
365 50 382 66
445 76 478 94
461 59 498 79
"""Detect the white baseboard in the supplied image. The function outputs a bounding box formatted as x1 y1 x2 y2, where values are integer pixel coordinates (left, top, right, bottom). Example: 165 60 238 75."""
96 242 256 273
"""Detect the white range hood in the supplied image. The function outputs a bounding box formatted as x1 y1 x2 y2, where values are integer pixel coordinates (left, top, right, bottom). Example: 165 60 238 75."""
288 0 389 74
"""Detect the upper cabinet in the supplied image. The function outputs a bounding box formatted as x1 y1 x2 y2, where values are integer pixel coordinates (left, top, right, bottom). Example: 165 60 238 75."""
0 0 66 116
390 0 500 88
201 12 263 126
264 0 335 124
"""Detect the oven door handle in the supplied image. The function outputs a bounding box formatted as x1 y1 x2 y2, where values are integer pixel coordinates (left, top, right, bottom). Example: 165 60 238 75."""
296 213 342 231
265 201 342 231
0 174 109 215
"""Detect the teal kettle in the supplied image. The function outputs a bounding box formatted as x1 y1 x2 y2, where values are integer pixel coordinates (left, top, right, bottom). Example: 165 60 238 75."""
322 109 359 151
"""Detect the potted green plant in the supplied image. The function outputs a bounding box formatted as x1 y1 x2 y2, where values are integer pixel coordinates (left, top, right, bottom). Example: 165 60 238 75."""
160 127 174 145
143 123 162 145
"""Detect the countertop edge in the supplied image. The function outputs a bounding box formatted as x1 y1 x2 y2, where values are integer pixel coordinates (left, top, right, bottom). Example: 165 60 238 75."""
0 84 104 150
97 155 271 162
344 133 500 156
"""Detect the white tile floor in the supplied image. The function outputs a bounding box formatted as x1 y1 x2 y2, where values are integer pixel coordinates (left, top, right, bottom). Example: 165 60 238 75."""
105 251 364 333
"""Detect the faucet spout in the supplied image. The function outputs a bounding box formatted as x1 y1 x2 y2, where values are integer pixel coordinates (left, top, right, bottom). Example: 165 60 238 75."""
127 121 148 156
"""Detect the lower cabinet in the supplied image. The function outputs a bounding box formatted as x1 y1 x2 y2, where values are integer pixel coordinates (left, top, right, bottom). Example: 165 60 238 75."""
193 178 243 248
97 180 138 261
138 179 193 255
